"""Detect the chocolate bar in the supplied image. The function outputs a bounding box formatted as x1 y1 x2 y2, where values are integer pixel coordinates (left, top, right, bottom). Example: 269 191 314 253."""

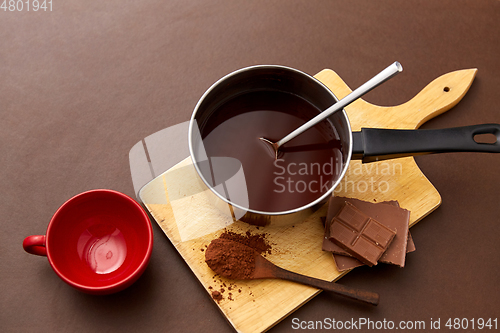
323 197 413 268
329 202 396 266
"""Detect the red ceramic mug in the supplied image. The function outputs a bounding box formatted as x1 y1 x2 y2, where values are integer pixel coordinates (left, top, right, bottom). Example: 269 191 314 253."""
23 189 153 295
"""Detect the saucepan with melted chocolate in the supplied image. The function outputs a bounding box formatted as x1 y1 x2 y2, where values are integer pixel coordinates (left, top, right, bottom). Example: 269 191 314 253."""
188 65 500 227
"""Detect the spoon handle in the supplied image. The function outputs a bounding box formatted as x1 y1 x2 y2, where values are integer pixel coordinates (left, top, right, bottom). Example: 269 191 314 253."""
273 266 380 306
276 61 403 149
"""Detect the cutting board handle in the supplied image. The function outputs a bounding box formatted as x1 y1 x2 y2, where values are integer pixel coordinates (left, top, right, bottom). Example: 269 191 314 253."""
315 68 478 130
397 68 478 128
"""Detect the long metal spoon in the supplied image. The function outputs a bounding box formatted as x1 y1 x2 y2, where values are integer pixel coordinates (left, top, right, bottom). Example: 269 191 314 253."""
206 239 380 306
260 61 403 159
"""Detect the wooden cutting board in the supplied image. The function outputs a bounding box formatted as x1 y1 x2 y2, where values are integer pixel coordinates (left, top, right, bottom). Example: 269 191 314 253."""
139 68 476 333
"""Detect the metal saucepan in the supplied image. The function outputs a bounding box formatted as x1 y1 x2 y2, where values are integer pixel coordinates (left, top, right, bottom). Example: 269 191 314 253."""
188 65 500 227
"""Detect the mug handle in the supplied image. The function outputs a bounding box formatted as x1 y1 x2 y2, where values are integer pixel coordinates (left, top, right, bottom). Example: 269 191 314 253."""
23 235 47 256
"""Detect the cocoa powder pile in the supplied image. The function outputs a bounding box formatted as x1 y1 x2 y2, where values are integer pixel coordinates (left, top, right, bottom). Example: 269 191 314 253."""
205 230 272 302
219 230 272 255
205 238 257 280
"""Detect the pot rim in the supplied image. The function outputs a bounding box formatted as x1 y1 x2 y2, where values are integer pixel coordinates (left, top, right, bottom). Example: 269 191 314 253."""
188 64 353 216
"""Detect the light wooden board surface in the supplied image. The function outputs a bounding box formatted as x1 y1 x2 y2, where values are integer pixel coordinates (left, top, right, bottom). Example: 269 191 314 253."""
139 68 476 333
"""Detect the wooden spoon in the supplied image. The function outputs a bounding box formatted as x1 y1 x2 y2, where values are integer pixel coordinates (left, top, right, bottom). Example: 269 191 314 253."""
251 251 379 306
205 238 379 306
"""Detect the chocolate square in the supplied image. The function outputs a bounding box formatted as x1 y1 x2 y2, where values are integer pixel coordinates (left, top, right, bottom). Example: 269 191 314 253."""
329 202 396 266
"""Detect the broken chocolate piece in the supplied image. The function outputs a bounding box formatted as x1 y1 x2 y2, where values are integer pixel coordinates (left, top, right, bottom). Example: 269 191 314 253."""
406 232 416 253
323 197 412 268
329 202 396 266
332 253 364 272
333 230 415 272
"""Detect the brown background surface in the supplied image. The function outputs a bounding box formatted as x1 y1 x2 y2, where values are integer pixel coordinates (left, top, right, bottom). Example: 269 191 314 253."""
1 1 499 332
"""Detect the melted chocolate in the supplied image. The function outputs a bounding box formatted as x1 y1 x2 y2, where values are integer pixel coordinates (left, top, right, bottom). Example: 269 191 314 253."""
200 90 343 212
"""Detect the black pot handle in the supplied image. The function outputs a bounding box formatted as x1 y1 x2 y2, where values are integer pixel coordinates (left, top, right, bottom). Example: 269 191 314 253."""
352 124 500 163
